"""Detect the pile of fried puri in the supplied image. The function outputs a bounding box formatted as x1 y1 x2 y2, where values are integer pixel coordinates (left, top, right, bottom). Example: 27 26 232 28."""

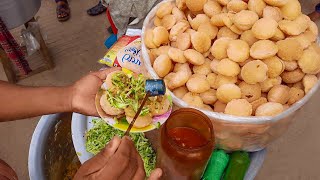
144 0 320 117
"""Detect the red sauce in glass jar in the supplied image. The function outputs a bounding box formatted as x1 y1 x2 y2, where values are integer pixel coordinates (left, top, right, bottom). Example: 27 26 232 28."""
156 108 215 180
168 127 208 149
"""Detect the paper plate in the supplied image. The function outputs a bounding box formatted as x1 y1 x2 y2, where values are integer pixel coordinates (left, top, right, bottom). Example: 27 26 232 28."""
95 85 173 133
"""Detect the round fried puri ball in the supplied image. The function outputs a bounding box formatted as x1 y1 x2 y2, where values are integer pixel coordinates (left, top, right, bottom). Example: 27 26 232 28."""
182 92 204 108
214 100 227 112
263 56 285 78
225 99 252 116
153 46 170 56
303 75 318 94
153 54 172 77
255 102 284 116
191 32 211 53
270 28 285 41
227 0 248 13
169 21 190 41
309 21 319 36
210 37 232 60
287 87 305 105
229 25 244 35
145 29 157 49
154 16 162 27
185 28 197 36
168 47 187 63
188 14 210 30
166 72 192 90
204 0 222 17
293 81 304 90
227 39 250 62
260 76 282 92
281 69 305 84
290 31 317 50
200 89 218 104
241 60 268 84
186 0 207 12
213 74 238 89
276 38 303 61
263 0 289 7
263 6 283 22
173 63 192 75
172 7 187 21
216 58 241 77
216 84 242 103
267 85 290 104
252 18 278 39
217 0 231 6
211 13 227 27
207 73 217 88
278 15 310 36
173 86 188 99
161 15 177 30
193 58 212 75
153 26 169 47
198 23 219 40
239 58 253 67
248 0 266 17
250 97 268 114
156 2 173 18
240 30 259 46
280 0 301 20
283 60 298 71
186 76 211 93
298 48 320 74
176 33 191 51
184 49 205 65
250 40 278 59
239 81 262 102
233 10 259 31
217 27 239 39
176 0 187 10
210 59 220 74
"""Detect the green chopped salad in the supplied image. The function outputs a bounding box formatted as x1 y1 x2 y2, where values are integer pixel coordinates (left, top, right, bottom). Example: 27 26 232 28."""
85 119 156 176
106 72 149 116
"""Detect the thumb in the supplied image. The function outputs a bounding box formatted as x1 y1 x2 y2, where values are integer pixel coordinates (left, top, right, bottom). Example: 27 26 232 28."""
148 168 162 180
91 67 121 80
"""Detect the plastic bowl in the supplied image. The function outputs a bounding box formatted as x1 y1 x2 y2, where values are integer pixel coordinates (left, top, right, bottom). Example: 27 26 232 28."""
141 0 320 151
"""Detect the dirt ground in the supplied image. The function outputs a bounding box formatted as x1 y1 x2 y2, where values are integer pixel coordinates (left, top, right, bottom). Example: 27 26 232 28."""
0 0 319 179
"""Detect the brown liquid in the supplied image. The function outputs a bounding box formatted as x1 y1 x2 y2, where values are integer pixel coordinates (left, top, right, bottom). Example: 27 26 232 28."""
157 127 213 180
168 127 208 149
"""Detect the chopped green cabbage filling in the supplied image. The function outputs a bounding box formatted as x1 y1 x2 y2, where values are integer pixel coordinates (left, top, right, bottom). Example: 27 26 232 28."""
106 72 149 116
85 119 156 176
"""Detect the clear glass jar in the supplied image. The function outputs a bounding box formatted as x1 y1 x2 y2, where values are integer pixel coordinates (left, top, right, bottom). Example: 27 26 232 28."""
156 108 215 180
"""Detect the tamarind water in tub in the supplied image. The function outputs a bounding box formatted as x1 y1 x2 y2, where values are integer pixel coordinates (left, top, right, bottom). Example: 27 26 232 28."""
156 108 215 180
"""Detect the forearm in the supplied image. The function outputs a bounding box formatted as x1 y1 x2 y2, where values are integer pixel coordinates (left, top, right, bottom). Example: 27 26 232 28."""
0 81 72 122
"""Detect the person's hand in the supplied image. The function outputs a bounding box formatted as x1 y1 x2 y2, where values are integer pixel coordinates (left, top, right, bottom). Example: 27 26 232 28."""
70 67 120 116
74 136 162 180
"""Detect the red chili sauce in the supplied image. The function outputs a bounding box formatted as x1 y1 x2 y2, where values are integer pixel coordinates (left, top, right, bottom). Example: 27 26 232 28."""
168 127 208 149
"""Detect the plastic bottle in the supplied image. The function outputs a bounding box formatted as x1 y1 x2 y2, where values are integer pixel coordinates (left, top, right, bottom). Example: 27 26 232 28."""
202 149 230 180
223 151 251 180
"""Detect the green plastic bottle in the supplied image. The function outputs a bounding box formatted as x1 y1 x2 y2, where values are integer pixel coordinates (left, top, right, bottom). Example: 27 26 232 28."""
202 149 230 180
223 151 251 180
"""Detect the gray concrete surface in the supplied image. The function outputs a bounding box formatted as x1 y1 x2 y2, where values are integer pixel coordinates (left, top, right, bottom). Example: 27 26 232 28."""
0 0 319 179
